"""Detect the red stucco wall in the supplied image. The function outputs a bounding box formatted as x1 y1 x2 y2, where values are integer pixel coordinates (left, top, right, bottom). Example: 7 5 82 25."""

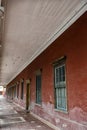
7 12 87 130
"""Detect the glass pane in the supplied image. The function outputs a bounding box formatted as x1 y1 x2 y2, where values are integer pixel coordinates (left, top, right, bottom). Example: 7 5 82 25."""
36 75 41 104
62 65 65 81
58 97 62 108
59 67 61 82
55 63 67 111
55 87 66 110
61 88 65 98
58 88 61 97
55 68 59 84
62 98 66 109
55 65 65 87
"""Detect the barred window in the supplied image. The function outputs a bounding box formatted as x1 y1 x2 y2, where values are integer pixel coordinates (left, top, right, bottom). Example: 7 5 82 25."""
54 57 67 111
36 70 42 104
17 83 19 98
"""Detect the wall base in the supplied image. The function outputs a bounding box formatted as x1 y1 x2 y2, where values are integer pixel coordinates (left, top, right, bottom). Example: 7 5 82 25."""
30 112 60 130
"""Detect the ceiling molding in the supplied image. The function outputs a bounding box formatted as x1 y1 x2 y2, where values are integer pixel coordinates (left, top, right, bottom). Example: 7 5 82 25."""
7 2 87 85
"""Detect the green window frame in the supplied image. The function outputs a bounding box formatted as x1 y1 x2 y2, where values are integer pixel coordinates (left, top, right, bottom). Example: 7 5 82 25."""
54 57 67 111
36 72 42 104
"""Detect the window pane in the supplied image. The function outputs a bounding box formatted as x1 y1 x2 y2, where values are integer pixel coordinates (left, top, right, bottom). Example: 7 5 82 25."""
17 84 19 98
62 66 65 81
21 82 24 99
56 88 66 110
55 65 65 87
59 67 61 81
36 75 42 104
54 63 67 111
55 68 59 84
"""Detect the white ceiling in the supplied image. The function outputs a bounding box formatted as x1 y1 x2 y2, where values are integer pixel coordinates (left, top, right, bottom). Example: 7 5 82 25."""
0 0 87 86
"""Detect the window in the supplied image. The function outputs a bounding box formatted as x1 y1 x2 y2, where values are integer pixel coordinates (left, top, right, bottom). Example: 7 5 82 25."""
21 80 24 100
36 70 42 104
14 85 16 98
54 57 67 111
17 83 19 98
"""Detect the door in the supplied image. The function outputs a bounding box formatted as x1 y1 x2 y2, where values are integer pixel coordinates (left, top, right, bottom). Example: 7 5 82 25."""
26 83 30 111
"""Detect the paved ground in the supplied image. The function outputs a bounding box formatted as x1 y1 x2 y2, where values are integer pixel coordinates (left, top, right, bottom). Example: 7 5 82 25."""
0 95 53 130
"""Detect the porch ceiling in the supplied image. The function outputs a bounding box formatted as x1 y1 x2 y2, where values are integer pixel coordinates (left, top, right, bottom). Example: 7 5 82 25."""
0 0 87 86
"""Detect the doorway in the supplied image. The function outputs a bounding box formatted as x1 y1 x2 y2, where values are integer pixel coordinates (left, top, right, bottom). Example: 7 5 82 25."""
26 80 30 111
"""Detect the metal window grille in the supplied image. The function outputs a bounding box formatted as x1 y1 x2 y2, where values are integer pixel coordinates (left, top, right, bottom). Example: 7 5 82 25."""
17 84 19 98
36 75 42 104
54 64 67 111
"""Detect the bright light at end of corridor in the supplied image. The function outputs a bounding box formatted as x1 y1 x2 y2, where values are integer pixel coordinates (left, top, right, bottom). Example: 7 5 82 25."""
0 86 3 91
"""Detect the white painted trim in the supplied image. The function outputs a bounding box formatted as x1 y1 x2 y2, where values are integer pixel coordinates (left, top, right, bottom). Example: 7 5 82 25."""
30 112 60 130
7 2 87 85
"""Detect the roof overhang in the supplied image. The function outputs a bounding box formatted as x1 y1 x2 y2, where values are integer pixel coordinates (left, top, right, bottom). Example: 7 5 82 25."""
0 0 87 86
9 1 87 84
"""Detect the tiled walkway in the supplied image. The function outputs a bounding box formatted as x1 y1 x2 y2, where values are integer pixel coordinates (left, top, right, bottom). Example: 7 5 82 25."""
0 95 53 130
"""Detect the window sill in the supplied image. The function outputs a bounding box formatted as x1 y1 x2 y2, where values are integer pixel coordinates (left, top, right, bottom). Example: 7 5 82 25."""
54 108 68 114
35 103 42 107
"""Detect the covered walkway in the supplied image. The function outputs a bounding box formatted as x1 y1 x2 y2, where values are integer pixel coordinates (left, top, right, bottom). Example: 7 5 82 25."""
0 1 87 130
0 95 53 130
